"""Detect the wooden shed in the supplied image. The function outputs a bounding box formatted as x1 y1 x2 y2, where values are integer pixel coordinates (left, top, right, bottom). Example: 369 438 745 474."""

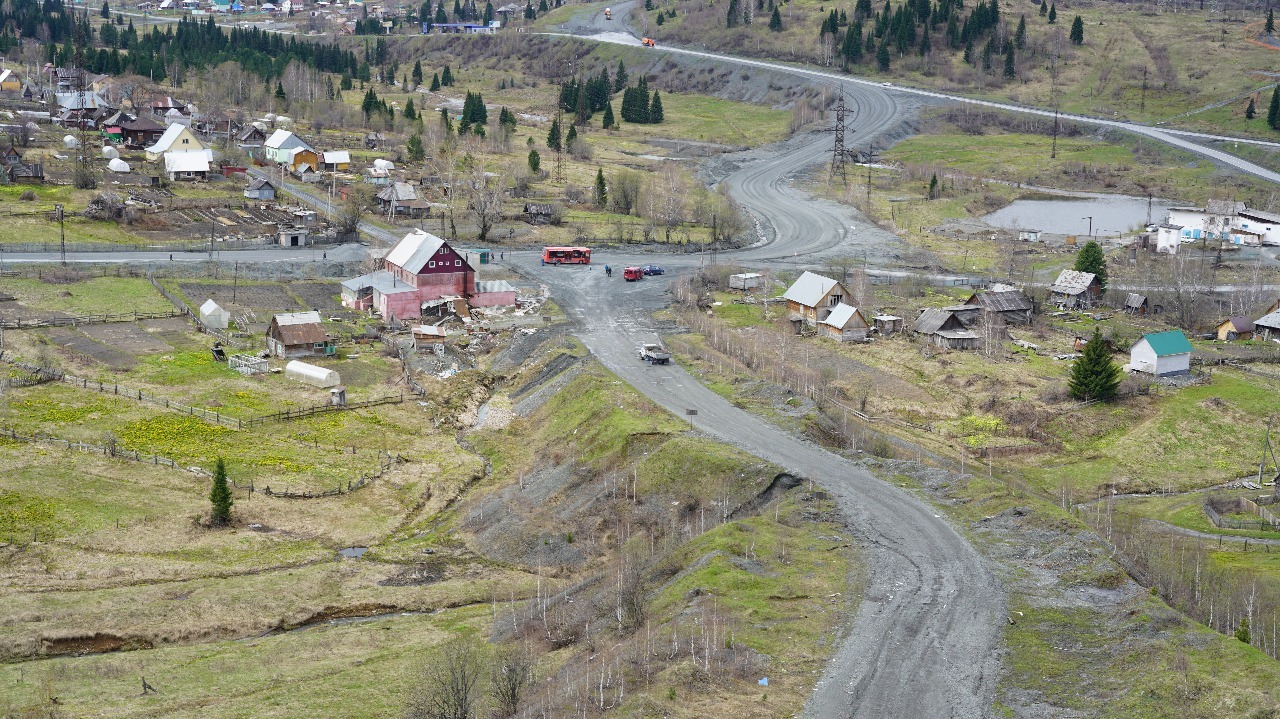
267 311 335 358
818 304 870 342
1216 316 1254 341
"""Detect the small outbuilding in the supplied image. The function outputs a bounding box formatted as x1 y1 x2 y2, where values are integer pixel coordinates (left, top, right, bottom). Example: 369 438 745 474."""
199 299 230 329
729 272 763 291
471 280 517 307
1216 316 1255 341
872 314 903 335
963 289 1034 325
278 228 309 247
266 311 335 358
244 177 277 200
1129 330 1193 377
1256 309 1280 341
818 304 870 342
913 308 980 350
284 360 340 388
1123 293 1148 315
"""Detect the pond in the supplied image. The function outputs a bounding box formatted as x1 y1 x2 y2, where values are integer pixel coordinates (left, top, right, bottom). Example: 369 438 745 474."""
339 546 368 558
983 193 1177 238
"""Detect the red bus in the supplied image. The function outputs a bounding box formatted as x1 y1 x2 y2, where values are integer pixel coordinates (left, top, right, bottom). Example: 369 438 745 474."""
542 246 592 265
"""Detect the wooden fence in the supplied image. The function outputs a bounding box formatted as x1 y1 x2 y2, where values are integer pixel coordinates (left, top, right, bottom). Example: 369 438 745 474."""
0 309 185 330
382 334 429 397
240 394 405 427
1204 497 1280 532
260 450 407 499
0 425 192 473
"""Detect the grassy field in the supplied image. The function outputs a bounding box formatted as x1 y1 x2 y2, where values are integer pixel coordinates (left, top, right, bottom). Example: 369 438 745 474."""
1 275 177 316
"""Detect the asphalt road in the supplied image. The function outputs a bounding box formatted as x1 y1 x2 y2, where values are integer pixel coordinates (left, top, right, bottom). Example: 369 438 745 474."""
526 259 1002 719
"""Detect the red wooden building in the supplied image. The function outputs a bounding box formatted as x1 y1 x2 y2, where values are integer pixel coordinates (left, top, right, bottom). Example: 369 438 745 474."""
342 230 491 320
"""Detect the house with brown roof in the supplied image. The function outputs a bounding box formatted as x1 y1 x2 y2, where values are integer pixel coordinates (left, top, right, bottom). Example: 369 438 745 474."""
266 311 335 358
1216 317 1254 341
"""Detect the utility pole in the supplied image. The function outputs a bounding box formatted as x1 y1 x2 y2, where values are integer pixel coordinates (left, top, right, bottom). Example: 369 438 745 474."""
56 204 66 267
1051 108 1060 159
1140 66 1148 113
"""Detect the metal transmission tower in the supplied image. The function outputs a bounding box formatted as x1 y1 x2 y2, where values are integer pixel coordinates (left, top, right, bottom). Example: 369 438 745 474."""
72 65 97 190
829 87 861 184
554 110 566 183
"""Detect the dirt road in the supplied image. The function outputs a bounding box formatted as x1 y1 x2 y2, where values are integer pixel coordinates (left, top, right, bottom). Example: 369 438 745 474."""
527 260 1003 719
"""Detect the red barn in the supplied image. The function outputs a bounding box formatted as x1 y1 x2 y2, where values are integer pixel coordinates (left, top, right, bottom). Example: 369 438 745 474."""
341 230 477 320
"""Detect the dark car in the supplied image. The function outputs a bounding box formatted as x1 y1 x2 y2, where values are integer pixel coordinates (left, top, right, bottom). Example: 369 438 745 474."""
642 264 664 276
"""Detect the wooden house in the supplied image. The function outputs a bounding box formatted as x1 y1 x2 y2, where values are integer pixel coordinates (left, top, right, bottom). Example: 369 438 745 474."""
244 177 277 200
1048 270 1102 309
1216 316 1254 341
0 69 22 93
377 182 428 217
321 150 351 172
146 123 204 161
818 304 870 342
913 308 980 350
266 311 335 358
163 150 210 181
1129 331 1193 377
782 271 849 328
523 202 556 224
1123 293 1149 315
963 289 1034 325
286 147 321 174
872 314 903 334
340 230 477 320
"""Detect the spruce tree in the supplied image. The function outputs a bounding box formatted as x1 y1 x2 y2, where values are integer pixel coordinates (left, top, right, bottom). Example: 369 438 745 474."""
594 167 608 207
404 98 417 121
649 91 663 123
1247 97 1257 119
1069 15 1084 44
101 0 110 18
528 149 540 172
1237 617 1252 644
876 40 890 71
1039 0 1046 16
547 118 562 151
275 82 287 102
430 72 440 91
1067 329 1122 402
565 124 577 149
1268 9 1275 35
575 83 591 123
1047 3 1056 23
1269 87 1280 129
209 457 233 526
602 101 616 129
769 6 782 30
1014 15 1026 48
408 134 425 162
412 60 423 86
440 107 453 134
928 173 939 199
1003 45 1016 79
1074 240 1107 290
441 65 454 85
615 61 628 92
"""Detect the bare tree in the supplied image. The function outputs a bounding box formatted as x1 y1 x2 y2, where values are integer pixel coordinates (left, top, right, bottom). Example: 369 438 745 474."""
608 169 643 216
403 639 485 719
337 185 371 238
489 645 533 718
467 169 505 243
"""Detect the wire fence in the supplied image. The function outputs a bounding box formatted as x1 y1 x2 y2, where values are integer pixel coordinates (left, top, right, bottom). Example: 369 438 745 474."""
0 309 185 330
0 425 194 473
260 450 406 499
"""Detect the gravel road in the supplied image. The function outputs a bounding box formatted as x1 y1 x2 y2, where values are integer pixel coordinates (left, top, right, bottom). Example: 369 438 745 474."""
527 261 1003 719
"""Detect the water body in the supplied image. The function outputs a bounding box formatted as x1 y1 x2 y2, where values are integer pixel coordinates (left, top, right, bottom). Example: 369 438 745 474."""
983 193 1177 237
338 546 368 558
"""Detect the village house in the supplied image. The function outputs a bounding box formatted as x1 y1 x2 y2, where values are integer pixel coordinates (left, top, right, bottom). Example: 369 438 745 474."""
963 289 1034 325
376 182 428 217
0 144 43 184
1048 270 1102 309
266 311 335 358
1129 330 1193 377
1254 309 1280 342
783 271 849 328
236 124 269 159
818 304 870 342
146 123 205 161
0 69 22 93
340 230 514 319
148 96 187 119
263 129 315 165
913 308 980 350
285 146 322 174
1162 202 1280 249
1216 316 1255 341
164 150 210 181
321 150 351 172
1123 293 1149 315
119 116 167 148
244 177 277 200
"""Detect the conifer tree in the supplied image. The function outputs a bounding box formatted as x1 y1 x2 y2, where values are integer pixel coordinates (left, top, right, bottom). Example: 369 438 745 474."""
594 167 607 207
1268 9 1275 34
575 83 591 123
441 65 454 85
440 106 453 134
547 117 562 150
1237 617 1252 644
430 72 440 91
1069 15 1084 44
1003 45 1016 79
210 458 233 526
1047 3 1056 23
602 101 616 129
407 133 425 162
412 60 423 86
1074 240 1108 290
876 40 890 71
1067 329 1122 401
565 124 577 149
1269 87 1280 129
1014 15 1026 48
404 98 417 120
769 6 782 30
528 148 541 173
615 60 628 92
1247 97 1256 120
649 91 663 123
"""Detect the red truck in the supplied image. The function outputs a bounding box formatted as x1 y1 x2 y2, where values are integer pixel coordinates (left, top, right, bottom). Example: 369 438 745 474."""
622 266 643 281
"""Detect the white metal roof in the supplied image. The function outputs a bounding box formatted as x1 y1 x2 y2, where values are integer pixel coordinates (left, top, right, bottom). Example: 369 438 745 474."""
264 128 305 149
147 123 196 154
273 310 324 326
819 304 863 330
1049 269 1096 295
386 229 448 273
322 150 350 164
164 150 209 173
200 299 226 315
782 271 841 307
